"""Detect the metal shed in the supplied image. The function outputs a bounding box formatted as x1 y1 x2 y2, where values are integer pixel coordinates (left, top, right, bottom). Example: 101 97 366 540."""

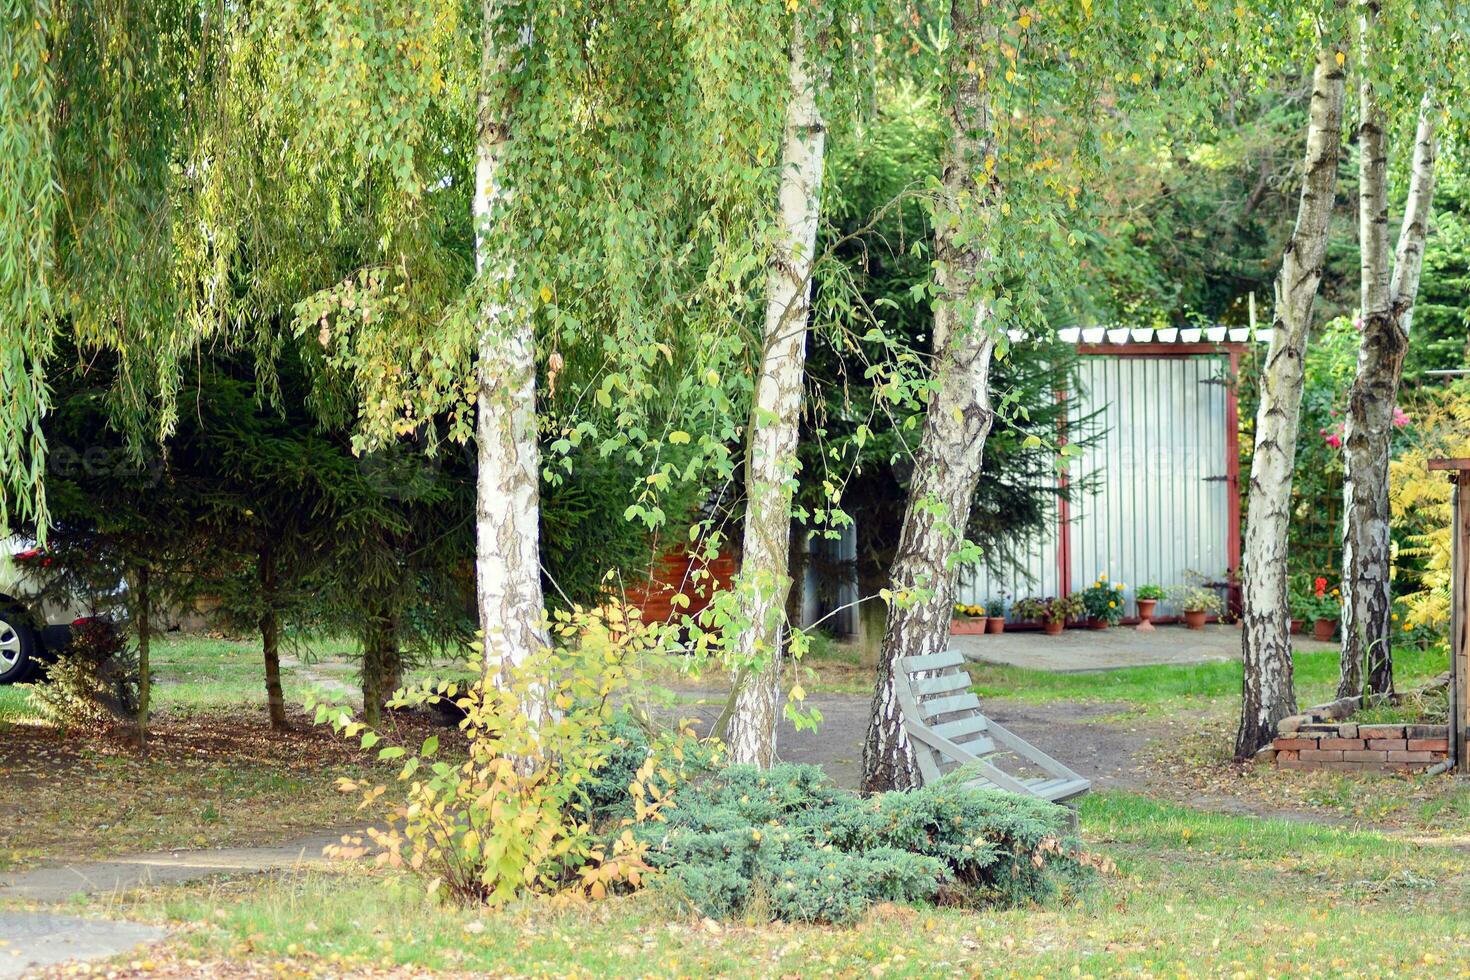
958 331 1261 619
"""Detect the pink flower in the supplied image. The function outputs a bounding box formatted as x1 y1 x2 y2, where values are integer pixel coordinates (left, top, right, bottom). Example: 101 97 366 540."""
1325 434 1342 449
1392 406 1410 428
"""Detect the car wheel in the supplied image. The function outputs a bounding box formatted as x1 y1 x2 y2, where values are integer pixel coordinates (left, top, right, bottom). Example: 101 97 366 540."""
0 612 38 684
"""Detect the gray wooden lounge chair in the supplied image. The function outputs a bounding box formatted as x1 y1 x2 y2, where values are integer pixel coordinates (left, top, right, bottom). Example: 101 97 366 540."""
897 650 1090 804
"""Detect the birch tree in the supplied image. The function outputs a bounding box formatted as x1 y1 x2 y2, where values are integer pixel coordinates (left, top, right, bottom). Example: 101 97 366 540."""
861 0 1000 792
1236 46 1348 758
725 17 829 767
1337 69 1438 700
472 0 549 684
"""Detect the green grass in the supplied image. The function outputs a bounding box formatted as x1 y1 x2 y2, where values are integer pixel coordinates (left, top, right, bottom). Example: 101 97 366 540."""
969 644 1447 714
0 632 473 725
110 791 1470 977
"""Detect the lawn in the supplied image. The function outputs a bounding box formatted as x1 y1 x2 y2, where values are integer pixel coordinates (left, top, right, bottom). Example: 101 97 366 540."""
0 634 462 872
93 791 1470 978
968 643 1448 717
10 632 1470 977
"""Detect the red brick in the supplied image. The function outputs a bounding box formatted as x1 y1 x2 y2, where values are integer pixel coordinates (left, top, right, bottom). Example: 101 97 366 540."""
1387 750 1437 763
1300 749 1343 762
1408 739 1449 753
1273 738 1318 751
1366 739 1407 751
1276 758 1310 770
1319 738 1365 751
1359 724 1406 739
1344 750 1388 762
1276 749 1299 761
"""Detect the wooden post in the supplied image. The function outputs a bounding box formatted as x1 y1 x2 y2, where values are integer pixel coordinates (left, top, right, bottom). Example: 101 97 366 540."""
1429 459 1470 772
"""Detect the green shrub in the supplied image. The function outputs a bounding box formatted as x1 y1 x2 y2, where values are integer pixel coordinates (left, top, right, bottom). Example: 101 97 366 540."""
633 764 1091 924
27 620 141 734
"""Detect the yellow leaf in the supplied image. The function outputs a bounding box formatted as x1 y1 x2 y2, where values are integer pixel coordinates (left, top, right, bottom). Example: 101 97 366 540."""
539 286 553 303
1335 51 1345 67
668 430 691 445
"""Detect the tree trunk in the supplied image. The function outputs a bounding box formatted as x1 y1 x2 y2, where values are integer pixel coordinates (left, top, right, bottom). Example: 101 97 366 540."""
259 540 287 730
474 0 548 688
862 0 998 793
1339 91 1437 700
135 564 150 749
724 19 827 768
1236 47 1346 759
361 613 400 730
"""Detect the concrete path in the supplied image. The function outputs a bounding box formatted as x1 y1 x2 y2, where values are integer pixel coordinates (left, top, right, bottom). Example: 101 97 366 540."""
0 912 165 979
953 623 1335 672
0 828 349 905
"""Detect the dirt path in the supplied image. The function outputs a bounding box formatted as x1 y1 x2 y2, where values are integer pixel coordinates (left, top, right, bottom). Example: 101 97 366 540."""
674 689 1157 792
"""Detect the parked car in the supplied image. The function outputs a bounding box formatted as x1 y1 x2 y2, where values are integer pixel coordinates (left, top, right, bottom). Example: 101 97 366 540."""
0 537 117 683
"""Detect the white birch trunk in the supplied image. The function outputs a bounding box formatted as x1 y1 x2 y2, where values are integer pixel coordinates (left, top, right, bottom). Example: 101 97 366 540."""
474 0 548 686
1236 48 1346 758
861 0 998 792
724 21 827 767
1339 92 1437 699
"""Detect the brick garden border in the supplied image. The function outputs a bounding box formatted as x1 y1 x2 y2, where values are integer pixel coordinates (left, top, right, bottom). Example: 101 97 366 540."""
1258 690 1449 773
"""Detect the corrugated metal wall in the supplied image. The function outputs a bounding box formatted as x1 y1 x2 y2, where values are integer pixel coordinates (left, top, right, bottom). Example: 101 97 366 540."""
959 353 1232 617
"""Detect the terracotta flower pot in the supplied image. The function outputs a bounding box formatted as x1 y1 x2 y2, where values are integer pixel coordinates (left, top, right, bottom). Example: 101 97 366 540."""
1313 617 1336 641
1043 619 1065 636
1136 598 1158 624
1290 618 1305 635
951 619 986 635
1086 617 1108 630
1183 609 1207 630
985 616 1005 635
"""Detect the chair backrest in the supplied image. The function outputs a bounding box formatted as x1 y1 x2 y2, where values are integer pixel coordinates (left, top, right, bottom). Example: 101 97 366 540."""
898 651 995 776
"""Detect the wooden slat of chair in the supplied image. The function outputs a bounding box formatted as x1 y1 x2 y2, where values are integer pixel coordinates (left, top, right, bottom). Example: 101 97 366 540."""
897 649 1090 806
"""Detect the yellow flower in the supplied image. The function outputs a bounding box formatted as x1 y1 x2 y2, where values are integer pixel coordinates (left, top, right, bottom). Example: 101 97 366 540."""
1116 583 1125 591
1099 573 1108 581
1403 624 1413 632
1108 601 1116 609
1331 588 1340 597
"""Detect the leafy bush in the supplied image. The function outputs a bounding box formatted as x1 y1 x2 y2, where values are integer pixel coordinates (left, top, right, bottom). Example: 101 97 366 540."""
27 619 140 734
1013 594 1083 625
1169 584 1222 614
321 606 710 906
1135 584 1165 601
634 764 1097 924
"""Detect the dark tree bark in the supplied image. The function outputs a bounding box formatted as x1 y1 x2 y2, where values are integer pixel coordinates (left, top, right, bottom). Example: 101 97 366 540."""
259 539 287 730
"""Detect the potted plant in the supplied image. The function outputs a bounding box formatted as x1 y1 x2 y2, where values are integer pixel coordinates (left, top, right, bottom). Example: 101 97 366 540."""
1130 327 1154 342
1228 326 1251 342
1287 575 1314 634
1306 577 1341 641
1014 595 1082 635
1170 583 1222 629
1057 327 1081 343
1205 325 1228 342
1156 326 1179 343
951 603 987 635
1179 325 1203 342
1080 326 1106 343
1135 584 1165 627
1106 327 1130 344
984 596 1007 634
1079 575 1126 629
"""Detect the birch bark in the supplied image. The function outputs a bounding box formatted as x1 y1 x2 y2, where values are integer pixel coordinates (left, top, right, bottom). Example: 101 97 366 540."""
474 0 548 686
725 21 826 767
1236 48 1346 758
1339 93 1437 699
861 0 998 793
